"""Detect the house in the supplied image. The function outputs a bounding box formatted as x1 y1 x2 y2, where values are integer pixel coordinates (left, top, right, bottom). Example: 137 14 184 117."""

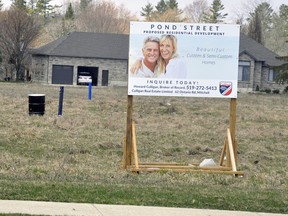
238 33 285 92
30 31 286 91
30 32 129 86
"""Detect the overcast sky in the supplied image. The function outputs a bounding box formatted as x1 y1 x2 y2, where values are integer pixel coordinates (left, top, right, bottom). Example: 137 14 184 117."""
2 0 287 21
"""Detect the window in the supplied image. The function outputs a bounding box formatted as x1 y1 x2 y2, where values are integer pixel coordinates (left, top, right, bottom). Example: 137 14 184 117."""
238 61 251 81
268 69 277 82
102 70 109 86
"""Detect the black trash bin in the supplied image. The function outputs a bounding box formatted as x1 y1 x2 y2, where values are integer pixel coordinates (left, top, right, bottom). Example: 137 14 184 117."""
28 94 45 115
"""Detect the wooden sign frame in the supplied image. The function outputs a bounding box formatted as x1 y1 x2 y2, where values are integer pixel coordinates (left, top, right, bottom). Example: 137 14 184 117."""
123 95 244 176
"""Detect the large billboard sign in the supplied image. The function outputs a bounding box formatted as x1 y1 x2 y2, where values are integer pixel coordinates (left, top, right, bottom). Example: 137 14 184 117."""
128 21 240 98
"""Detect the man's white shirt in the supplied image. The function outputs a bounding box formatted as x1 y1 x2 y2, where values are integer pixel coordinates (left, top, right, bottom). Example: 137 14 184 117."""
135 60 157 78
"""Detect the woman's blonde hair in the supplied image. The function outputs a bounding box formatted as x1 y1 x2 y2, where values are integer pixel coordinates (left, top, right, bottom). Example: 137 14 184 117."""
160 35 178 58
156 35 178 75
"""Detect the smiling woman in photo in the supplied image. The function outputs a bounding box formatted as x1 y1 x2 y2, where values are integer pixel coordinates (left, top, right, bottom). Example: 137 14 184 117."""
157 35 187 79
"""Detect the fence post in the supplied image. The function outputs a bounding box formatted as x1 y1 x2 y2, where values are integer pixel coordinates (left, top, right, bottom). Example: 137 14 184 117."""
88 82 92 100
58 86 64 116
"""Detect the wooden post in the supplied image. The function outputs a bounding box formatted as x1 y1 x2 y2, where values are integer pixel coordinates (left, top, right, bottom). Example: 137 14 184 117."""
219 137 226 166
227 128 237 172
132 121 139 169
122 95 242 175
225 135 231 168
125 95 133 169
229 98 237 165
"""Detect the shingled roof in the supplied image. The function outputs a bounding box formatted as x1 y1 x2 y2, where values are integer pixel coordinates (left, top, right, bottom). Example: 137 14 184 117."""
32 31 284 67
31 32 129 60
239 33 284 67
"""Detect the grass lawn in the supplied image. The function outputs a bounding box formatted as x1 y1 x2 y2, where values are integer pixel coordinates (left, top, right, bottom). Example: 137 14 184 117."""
0 82 287 213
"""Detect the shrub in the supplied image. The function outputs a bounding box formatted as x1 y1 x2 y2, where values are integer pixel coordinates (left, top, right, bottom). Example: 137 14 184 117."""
272 89 280 94
283 86 288 94
264 88 271 94
255 85 260 91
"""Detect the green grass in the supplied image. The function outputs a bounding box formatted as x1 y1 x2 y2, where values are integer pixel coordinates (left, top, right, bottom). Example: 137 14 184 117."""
0 82 288 214
0 180 287 213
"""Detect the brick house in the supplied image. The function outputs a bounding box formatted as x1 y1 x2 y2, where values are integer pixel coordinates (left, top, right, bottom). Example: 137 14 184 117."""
30 31 286 91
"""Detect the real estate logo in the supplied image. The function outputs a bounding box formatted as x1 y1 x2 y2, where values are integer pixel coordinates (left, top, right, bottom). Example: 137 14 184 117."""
219 81 232 96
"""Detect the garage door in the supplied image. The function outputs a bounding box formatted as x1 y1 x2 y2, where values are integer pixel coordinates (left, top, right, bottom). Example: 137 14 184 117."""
52 65 74 85
77 66 98 86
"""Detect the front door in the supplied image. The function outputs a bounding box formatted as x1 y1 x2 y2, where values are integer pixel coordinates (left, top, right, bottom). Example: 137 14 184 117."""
102 70 109 86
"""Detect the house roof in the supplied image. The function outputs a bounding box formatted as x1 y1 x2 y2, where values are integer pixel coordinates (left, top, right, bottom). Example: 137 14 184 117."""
32 31 284 67
31 32 129 60
239 33 284 67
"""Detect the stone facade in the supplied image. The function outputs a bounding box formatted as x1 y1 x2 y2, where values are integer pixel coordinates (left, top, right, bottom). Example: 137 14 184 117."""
238 53 285 93
261 67 285 92
31 53 285 91
31 55 128 86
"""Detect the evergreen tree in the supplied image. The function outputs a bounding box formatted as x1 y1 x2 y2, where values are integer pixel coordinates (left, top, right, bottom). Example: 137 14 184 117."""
256 2 273 32
279 4 288 42
12 0 27 10
203 0 227 23
0 0 3 10
248 10 262 44
141 2 154 20
166 0 178 10
35 0 55 18
274 64 288 85
65 2 74 19
166 0 182 15
155 0 167 14
247 2 273 45
141 0 183 22
271 4 288 85
279 4 288 21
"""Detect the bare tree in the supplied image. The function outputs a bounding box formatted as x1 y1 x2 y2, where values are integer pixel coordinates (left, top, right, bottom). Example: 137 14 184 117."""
0 8 40 80
184 0 209 23
76 1 132 34
38 0 135 43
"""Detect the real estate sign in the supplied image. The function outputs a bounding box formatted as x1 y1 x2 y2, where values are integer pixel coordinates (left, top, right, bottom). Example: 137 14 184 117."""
128 21 240 98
